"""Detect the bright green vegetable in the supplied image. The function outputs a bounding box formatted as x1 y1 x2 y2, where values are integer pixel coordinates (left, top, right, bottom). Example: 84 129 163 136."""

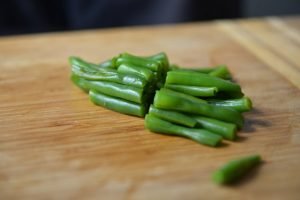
165 84 218 97
69 56 101 72
208 97 252 112
166 70 242 95
145 52 169 69
212 154 261 184
71 74 89 93
117 54 162 72
170 65 230 79
193 116 237 140
89 90 146 117
72 76 145 104
170 65 215 73
99 58 117 69
71 64 147 89
149 105 197 127
154 88 244 128
117 63 154 82
145 114 222 147
209 65 231 80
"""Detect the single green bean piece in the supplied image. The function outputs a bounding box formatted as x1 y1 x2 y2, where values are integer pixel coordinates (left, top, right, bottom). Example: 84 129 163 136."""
166 70 242 95
154 88 244 128
72 77 145 104
193 116 237 140
69 56 100 72
208 97 252 112
209 65 231 80
70 74 89 93
165 84 218 97
145 52 169 67
145 114 222 147
149 105 197 127
89 90 146 117
171 66 215 73
99 58 117 69
117 55 161 72
145 52 169 74
117 63 154 82
71 65 147 89
212 154 261 184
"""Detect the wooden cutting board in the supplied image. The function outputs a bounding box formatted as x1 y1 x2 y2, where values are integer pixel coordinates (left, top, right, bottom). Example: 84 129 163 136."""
0 17 299 200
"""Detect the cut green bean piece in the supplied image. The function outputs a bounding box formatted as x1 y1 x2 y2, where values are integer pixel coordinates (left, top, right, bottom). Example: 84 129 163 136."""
117 63 154 82
71 65 147 89
154 88 244 128
145 52 169 73
193 116 237 140
149 105 197 127
99 58 117 69
166 70 242 95
89 90 146 117
209 65 231 80
208 97 252 112
70 74 89 93
145 114 222 147
72 77 144 104
117 56 161 72
212 154 261 184
165 84 218 97
69 56 100 72
170 64 216 73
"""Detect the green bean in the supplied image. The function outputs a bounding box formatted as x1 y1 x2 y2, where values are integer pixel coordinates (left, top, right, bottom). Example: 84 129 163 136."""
72 76 145 104
212 154 261 184
165 84 218 97
99 58 117 69
145 52 169 74
166 70 242 95
89 90 146 117
117 63 154 82
208 97 252 112
145 114 222 147
149 105 197 127
169 64 214 73
70 74 89 93
145 52 169 67
209 65 231 80
71 64 147 89
154 88 244 128
193 116 237 140
117 54 161 72
69 56 100 72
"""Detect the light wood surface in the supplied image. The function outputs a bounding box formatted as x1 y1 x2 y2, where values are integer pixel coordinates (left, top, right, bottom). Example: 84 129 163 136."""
0 17 299 200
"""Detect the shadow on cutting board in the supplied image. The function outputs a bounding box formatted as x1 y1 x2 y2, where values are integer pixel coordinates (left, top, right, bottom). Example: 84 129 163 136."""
242 108 272 133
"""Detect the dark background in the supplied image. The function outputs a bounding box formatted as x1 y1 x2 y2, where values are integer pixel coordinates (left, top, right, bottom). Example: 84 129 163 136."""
0 0 299 36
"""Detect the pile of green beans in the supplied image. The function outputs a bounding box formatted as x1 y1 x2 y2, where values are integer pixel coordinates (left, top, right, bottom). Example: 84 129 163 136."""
69 52 252 147
70 54 260 183
69 52 169 117
145 64 252 147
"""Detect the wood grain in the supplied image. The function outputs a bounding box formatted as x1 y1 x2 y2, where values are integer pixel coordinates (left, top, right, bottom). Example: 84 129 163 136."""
0 17 300 200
